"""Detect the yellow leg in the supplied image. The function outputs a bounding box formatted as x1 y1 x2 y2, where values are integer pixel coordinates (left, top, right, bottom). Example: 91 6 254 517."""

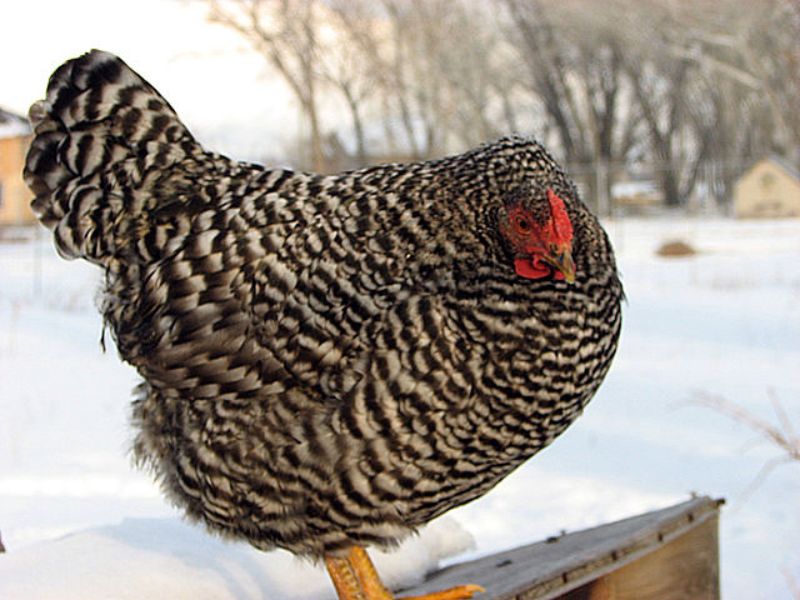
325 553 368 600
347 546 394 599
325 545 485 600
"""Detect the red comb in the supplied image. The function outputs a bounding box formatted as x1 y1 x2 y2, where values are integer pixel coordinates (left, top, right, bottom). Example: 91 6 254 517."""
547 189 573 245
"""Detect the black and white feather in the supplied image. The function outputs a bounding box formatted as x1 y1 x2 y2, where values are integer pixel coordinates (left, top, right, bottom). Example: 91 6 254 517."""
25 50 623 558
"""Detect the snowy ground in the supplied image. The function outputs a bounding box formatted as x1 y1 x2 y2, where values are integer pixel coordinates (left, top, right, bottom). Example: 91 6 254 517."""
1 217 799 599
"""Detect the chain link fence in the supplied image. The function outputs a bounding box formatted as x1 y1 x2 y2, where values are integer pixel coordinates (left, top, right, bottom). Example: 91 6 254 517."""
0 155 782 303
566 158 758 218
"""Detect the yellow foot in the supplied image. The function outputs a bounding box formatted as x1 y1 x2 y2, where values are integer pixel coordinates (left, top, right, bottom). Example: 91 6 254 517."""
400 583 485 600
325 545 484 600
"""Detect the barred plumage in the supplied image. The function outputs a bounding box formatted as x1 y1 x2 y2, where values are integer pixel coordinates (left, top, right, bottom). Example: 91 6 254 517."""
25 50 623 560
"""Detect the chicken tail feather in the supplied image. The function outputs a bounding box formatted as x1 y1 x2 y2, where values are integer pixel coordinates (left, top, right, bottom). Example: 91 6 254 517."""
24 49 196 264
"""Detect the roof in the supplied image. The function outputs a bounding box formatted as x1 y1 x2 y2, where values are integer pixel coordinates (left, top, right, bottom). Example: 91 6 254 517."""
767 154 800 182
0 107 31 140
739 154 800 183
401 495 723 599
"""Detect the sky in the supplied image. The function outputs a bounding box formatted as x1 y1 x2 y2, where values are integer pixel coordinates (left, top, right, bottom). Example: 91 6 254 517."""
1 0 299 160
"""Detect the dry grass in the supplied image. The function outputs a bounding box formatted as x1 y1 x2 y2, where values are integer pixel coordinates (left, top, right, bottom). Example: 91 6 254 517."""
692 390 799 500
656 239 698 257
691 390 800 598
783 566 800 600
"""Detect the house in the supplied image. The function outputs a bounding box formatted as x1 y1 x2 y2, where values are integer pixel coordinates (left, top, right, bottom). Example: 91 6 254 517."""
733 156 800 218
0 107 34 226
404 495 723 599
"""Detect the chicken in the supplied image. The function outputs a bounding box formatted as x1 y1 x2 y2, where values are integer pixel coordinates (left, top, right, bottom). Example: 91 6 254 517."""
25 50 623 599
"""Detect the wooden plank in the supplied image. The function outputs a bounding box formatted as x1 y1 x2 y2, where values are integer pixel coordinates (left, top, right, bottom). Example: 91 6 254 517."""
399 496 723 600
557 516 719 600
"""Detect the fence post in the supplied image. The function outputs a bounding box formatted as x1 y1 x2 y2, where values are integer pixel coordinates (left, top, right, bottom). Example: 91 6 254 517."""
596 159 610 217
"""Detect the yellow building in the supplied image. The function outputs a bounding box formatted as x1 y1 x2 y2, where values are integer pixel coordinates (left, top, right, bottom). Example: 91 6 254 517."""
733 156 800 218
0 107 34 226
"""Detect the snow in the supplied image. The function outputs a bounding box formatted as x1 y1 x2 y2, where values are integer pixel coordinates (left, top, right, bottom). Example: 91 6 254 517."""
0 112 30 139
611 180 659 198
0 517 472 600
1 217 799 599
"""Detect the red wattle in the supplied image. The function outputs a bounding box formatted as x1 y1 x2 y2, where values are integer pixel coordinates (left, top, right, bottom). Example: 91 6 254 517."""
514 257 551 280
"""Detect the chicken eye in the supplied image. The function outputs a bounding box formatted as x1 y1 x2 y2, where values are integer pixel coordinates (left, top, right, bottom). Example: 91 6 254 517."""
515 216 531 233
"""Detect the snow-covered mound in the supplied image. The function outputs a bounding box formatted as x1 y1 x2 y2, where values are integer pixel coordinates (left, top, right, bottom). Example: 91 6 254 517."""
0 517 472 600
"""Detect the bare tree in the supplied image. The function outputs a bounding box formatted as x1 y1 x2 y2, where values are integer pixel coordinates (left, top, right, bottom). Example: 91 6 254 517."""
681 0 800 158
377 0 452 159
318 5 376 167
208 0 327 170
610 1 717 207
330 0 508 166
503 0 642 211
629 0 800 207
205 0 798 205
428 1 509 148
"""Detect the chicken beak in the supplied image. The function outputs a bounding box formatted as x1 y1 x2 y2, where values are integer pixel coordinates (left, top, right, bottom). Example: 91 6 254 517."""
543 245 576 283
